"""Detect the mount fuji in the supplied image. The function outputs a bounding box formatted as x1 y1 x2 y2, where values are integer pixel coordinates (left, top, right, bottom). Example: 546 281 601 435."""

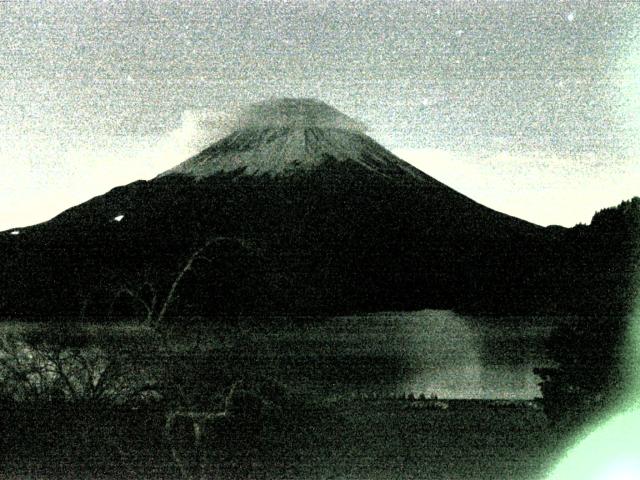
0 99 637 321
162 99 429 180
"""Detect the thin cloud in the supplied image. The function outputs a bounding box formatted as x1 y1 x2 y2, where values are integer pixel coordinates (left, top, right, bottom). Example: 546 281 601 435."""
161 109 235 154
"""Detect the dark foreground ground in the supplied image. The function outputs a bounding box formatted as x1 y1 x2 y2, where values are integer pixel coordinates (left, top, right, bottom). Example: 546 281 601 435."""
0 398 565 480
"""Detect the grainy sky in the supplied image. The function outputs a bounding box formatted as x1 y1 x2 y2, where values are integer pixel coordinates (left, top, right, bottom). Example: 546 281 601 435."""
1 0 639 230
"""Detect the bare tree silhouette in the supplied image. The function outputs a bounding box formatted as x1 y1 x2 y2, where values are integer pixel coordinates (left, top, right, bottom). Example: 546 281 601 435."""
109 236 254 329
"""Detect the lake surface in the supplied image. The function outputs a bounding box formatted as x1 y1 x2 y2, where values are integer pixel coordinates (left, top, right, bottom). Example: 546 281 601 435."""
0 310 559 400
214 309 559 399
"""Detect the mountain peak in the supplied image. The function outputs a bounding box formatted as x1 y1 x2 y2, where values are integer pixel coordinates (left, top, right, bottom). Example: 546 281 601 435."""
233 98 367 132
159 98 424 179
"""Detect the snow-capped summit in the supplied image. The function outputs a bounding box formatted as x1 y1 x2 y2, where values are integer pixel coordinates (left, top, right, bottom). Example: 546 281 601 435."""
159 98 425 179
232 98 366 132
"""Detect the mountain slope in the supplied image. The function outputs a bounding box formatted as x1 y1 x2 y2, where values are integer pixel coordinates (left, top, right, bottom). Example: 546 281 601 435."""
0 99 636 321
163 126 432 181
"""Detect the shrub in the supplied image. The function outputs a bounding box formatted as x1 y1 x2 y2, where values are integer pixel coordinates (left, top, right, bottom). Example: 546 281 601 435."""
0 325 161 406
534 316 626 427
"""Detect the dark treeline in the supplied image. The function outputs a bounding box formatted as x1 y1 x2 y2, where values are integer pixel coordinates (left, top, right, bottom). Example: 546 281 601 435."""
533 199 639 426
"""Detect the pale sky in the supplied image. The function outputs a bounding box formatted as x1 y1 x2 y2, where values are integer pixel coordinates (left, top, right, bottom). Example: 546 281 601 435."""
2 0 640 231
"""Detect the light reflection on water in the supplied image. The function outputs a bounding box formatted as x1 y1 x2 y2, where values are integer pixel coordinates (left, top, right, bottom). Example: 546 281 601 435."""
375 310 555 399
218 309 556 399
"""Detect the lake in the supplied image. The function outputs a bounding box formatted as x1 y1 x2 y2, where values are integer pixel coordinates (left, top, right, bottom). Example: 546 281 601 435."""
190 309 559 400
0 310 559 400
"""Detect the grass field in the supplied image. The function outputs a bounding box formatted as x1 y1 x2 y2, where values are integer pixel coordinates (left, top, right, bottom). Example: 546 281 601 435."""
238 399 561 480
0 397 565 480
